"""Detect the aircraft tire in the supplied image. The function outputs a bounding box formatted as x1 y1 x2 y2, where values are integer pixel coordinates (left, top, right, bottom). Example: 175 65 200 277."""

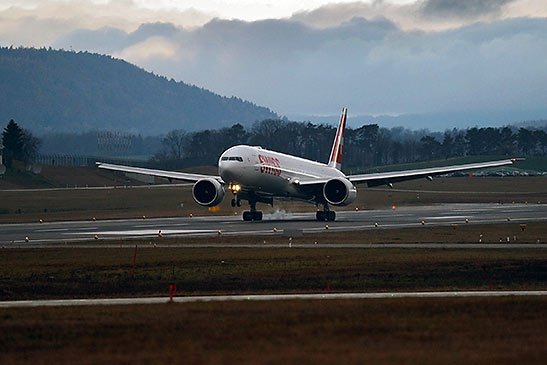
327 211 336 221
254 211 263 221
243 211 252 221
231 199 236 207
316 211 326 221
236 199 242 207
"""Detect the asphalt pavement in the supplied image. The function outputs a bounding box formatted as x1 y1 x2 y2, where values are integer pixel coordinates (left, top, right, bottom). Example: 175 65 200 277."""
1 203 546 245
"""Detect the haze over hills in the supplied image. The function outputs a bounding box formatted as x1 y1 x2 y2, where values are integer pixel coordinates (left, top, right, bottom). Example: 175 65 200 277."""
293 111 547 132
0 47 277 135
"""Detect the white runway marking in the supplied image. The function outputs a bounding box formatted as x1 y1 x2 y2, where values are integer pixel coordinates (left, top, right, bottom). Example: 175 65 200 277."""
2 291 546 308
422 215 470 220
36 228 70 232
64 229 217 236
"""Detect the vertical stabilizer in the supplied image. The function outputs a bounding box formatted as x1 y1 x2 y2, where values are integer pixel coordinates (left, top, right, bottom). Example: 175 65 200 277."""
328 108 347 170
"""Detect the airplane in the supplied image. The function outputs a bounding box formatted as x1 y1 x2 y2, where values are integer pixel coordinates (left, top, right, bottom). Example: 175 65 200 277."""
97 108 517 221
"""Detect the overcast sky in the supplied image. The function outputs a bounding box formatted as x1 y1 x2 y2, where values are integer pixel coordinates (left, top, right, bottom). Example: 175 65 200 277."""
1 0 546 125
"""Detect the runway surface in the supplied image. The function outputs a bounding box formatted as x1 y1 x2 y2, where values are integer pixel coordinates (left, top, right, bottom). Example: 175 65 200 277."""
2 290 546 308
1 203 546 245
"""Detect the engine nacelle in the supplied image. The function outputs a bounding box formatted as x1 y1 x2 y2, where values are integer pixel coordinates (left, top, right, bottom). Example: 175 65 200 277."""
323 178 357 206
192 178 225 207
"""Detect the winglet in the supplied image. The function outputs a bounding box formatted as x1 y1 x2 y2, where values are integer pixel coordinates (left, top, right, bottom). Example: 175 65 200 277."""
328 107 347 170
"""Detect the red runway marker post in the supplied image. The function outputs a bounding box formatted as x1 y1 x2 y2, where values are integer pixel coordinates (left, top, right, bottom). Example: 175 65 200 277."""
169 284 173 302
131 245 138 277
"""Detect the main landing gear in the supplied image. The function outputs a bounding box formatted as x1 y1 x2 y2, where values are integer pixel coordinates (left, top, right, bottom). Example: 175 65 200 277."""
242 199 262 221
316 204 336 221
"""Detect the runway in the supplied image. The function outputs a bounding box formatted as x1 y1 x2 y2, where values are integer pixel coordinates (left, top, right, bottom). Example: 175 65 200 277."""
1 290 546 308
1 203 546 245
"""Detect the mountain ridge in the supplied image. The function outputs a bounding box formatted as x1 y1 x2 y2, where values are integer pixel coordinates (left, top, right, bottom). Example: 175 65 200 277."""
0 47 278 135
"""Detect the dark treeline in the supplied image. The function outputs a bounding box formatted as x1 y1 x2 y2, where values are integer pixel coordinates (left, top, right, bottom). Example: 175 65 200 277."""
153 120 547 170
6 118 547 170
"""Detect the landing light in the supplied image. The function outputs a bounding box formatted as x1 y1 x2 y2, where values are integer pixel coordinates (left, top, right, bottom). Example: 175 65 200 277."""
230 184 241 192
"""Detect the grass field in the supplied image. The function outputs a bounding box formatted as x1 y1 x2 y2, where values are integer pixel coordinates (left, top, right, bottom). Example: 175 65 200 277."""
1 225 546 363
2 223 546 300
1 176 546 223
2 168 546 363
1 297 546 364
349 155 547 174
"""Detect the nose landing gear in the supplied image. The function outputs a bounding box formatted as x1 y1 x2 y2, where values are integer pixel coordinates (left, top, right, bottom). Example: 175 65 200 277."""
229 184 242 207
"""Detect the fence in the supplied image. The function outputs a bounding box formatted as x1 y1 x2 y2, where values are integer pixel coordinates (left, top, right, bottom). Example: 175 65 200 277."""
34 154 152 168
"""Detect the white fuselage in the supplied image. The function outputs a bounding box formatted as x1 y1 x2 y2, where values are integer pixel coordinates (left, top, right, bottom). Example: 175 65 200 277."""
218 145 347 201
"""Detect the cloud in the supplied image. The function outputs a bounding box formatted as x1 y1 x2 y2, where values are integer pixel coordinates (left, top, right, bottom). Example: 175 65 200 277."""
0 0 212 47
1 1 546 127
115 36 179 61
420 0 516 18
48 14 547 120
290 1 423 30
291 0 546 31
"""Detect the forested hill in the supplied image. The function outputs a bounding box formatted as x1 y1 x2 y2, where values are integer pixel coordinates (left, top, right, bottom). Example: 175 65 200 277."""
0 47 278 135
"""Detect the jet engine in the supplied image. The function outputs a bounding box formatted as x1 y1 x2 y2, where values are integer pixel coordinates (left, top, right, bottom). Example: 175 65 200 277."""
192 178 225 207
323 178 357 206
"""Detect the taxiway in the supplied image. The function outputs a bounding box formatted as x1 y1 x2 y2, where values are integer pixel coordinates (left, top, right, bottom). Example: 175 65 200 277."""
1 290 546 308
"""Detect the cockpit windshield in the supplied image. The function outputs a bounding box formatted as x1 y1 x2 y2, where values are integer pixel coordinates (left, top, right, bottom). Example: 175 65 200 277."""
221 156 243 162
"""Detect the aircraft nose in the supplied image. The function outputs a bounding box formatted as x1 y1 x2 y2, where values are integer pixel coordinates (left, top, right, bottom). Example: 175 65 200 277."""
218 160 227 176
219 160 237 181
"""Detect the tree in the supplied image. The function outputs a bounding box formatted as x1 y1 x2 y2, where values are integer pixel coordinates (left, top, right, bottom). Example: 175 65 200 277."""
441 131 454 158
21 129 41 162
533 130 547 156
465 128 482 156
2 119 24 167
163 129 188 160
2 120 41 168
517 128 537 156
419 135 441 160
498 127 516 156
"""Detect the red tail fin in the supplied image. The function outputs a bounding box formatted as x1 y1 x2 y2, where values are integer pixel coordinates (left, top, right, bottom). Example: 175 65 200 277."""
328 108 347 170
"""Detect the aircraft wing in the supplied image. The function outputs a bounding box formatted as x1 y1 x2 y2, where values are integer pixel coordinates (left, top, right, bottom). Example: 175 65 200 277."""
96 162 223 183
347 159 516 187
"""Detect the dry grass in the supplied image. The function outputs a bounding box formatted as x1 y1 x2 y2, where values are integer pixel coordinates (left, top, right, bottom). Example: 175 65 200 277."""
2 170 546 363
1 176 546 223
1 236 546 300
1 219 546 363
0 297 546 364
